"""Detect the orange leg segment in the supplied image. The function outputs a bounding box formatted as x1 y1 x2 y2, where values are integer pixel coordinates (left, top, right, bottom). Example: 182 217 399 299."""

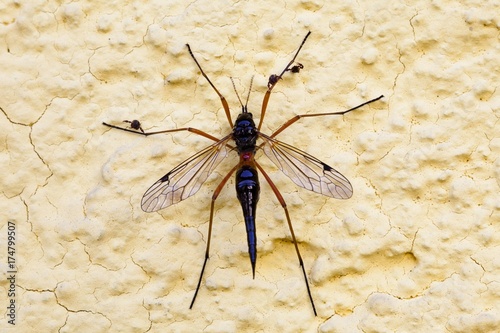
186 44 233 127
254 161 317 316
258 31 312 131
189 163 240 309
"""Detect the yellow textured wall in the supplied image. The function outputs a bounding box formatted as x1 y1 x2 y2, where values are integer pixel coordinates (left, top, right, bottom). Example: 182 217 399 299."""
1 1 499 332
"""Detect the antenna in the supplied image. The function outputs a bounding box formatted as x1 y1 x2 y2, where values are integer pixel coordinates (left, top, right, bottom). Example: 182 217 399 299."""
230 77 253 113
245 76 254 109
230 77 244 110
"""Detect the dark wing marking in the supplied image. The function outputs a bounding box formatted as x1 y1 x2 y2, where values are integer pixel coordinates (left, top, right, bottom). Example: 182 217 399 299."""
141 135 232 212
259 133 353 199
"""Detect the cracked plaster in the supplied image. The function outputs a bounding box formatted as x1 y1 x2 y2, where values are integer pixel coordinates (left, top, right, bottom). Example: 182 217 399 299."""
0 0 499 332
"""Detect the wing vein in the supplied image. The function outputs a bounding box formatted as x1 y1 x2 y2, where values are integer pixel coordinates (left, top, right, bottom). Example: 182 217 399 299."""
259 133 353 199
141 135 232 212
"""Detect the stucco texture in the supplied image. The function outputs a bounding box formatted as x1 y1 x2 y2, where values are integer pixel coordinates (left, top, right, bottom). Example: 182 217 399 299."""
1 0 499 332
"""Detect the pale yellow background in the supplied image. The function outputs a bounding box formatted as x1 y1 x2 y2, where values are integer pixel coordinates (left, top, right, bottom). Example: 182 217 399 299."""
1 1 499 332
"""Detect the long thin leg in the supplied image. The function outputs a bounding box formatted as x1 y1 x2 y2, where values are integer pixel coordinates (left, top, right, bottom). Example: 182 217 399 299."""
186 44 233 127
102 122 222 143
254 161 317 316
270 95 384 138
190 163 240 309
258 31 312 131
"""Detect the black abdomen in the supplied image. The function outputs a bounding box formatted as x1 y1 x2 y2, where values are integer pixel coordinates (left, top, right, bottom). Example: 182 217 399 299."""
235 165 260 277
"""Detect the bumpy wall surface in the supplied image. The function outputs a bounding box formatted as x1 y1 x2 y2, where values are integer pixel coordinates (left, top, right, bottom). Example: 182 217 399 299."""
1 1 499 332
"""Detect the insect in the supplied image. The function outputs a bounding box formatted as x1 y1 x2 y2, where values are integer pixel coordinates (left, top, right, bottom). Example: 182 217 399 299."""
123 119 144 133
268 62 303 88
287 62 304 73
103 31 383 316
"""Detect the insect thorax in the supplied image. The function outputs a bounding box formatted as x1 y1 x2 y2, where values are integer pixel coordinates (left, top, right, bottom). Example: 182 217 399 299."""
233 112 258 153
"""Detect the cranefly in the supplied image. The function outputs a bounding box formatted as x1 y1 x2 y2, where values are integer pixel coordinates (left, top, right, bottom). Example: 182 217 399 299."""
103 32 383 316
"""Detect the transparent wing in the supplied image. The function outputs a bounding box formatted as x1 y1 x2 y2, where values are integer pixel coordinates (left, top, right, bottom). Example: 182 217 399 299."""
141 135 232 212
259 133 353 199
